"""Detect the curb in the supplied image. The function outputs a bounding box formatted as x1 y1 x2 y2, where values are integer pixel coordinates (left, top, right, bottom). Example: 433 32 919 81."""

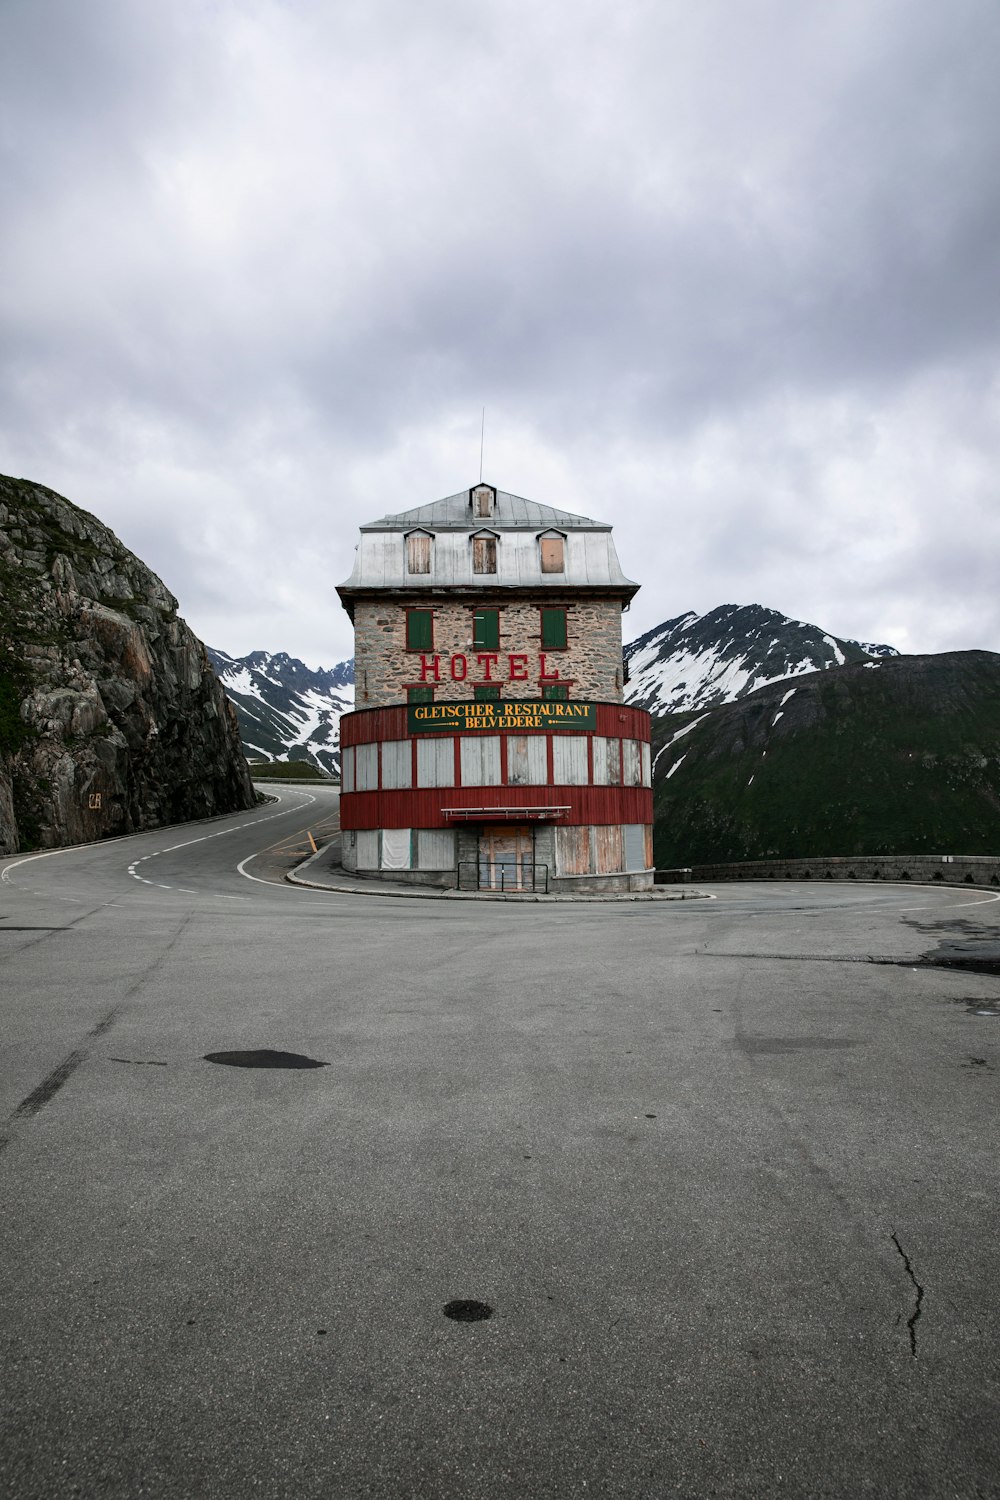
284 844 713 903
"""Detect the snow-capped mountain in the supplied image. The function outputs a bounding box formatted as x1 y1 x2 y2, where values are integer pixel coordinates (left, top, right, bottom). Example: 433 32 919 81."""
207 649 354 773
210 605 899 769
624 604 899 717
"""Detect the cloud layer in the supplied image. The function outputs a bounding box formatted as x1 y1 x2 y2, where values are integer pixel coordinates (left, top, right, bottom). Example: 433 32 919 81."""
3 0 999 664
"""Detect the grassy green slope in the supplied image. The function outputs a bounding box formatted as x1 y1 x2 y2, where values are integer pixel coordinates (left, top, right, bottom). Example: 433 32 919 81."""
652 651 1000 865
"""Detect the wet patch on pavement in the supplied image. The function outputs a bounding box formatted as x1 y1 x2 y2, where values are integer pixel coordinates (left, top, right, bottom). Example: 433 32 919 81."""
203 1049 328 1069
443 1299 493 1322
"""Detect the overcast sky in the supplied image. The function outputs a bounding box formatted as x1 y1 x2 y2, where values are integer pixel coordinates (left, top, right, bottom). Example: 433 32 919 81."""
3 0 999 668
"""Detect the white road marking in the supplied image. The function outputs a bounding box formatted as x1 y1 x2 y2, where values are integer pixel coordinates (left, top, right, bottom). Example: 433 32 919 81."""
1 787 322 903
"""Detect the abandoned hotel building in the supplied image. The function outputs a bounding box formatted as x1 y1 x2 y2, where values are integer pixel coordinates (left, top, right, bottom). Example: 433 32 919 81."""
336 484 654 892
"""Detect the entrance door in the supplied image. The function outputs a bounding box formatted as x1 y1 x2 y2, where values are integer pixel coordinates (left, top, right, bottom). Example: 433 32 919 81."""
478 826 534 891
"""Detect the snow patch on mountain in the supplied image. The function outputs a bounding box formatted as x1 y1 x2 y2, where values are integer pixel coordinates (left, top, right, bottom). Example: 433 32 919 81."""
208 648 355 773
625 604 898 718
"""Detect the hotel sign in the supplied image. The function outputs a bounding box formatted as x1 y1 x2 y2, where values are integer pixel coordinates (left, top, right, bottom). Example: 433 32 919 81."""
408 701 597 734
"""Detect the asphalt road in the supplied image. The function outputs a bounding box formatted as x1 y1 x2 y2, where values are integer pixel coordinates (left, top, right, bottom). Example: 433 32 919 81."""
2 785 998 1499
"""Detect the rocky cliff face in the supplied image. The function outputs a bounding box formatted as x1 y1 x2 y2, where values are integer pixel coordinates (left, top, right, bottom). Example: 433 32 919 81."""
0 475 256 855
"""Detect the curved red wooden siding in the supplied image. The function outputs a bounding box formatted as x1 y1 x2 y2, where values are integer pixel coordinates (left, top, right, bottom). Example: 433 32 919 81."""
340 702 651 746
338 701 653 831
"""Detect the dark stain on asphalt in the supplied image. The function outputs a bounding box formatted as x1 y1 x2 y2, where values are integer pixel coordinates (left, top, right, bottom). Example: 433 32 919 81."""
203 1049 328 1069
962 1056 992 1069
951 999 1000 1017
738 1037 858 1055
443 1299 493 1322
109 1057 168 1066
11 1005 121 1120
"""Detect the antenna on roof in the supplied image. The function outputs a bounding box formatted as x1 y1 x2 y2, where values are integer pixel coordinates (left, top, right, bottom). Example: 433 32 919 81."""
479 407 485 483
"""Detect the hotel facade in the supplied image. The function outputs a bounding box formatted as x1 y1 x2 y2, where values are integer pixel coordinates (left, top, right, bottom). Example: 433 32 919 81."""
336 484 653 893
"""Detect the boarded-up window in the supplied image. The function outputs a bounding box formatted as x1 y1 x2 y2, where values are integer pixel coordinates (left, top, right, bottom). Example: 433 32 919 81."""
340 744 355 794
406 533 431 574
417 737 454 788
406 609 433 649
356 829 379 870
381 828 412 870
595 824 624 874
473 608 499 648
591 737 620 785
624 824 648 871
416 829 456 870
474 685 500 701
460 736 501 787
556 825 591 875
541 607 567 648
408 686 433 704
641 742 651 787
381 740 412 789
471 485 494 518
552 736 588 785
540 535 564 573
507 735 548 785
356 743 378 790
472 535 497 574
622 740 642 786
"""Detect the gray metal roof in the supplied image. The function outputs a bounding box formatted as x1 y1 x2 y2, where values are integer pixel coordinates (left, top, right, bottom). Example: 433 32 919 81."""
361 487 608 531
338 483 638 599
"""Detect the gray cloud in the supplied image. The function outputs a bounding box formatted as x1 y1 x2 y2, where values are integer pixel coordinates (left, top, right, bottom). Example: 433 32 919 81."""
3 0 1000 666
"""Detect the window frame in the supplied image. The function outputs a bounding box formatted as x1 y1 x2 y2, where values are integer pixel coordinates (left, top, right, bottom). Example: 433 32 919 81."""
405 529 433 575
473 606 500 650
471 531 498 575
407 685 434 704
405 608 434 651
540 607 568 650
538 531 566 574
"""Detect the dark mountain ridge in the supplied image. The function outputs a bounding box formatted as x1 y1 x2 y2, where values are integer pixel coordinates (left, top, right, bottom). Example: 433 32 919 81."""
651 650 1000 866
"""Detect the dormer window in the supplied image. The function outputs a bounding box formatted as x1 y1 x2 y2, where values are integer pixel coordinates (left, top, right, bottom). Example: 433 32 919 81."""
470 484 496 519
471 530 498 575
405 529 433 574
538 530 565 574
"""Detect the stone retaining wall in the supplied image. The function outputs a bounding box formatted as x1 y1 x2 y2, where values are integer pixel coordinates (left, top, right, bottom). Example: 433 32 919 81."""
657 855 1000 886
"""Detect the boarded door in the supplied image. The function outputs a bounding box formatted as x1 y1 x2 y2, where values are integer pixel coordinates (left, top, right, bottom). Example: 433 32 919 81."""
478 826 534 891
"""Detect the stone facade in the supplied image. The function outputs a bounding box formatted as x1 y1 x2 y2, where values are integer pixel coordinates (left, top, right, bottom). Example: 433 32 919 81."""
353 597 625 708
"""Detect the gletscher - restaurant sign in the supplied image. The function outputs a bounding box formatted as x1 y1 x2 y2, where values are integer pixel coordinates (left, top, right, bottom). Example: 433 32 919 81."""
407 701 597 734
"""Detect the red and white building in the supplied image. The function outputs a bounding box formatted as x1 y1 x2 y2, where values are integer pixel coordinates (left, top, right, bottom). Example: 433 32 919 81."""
336 484 653 892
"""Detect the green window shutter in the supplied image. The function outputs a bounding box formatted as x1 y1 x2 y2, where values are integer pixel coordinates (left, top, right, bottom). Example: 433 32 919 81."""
408 686 433 704
541 608 567 649
473 608 499 649
474 685 501 701
543 683 568 701
406 610 433 649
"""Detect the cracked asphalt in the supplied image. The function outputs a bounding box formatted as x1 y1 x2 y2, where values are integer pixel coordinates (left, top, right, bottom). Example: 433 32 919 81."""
1 785 998 1498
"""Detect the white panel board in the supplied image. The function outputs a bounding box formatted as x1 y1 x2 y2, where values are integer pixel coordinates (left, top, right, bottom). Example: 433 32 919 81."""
416 829 456 870
381 740 412 790
507 735 548 785
417 738 455 788
356 829 379 870
340 745 355 794
380 827 412 870
622 740 642 786
624 824 648 871
552 736 589 785
460 736 501 787
356 743 378 790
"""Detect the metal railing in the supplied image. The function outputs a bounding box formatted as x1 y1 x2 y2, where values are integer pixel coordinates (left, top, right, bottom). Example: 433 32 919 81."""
457 861 549 893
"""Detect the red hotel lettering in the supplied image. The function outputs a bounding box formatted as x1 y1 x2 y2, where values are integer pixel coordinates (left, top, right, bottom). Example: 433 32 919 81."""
419 654 441 681
508 653 529 681
476 652 499 680
539 653 560 681
450 653 467 681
